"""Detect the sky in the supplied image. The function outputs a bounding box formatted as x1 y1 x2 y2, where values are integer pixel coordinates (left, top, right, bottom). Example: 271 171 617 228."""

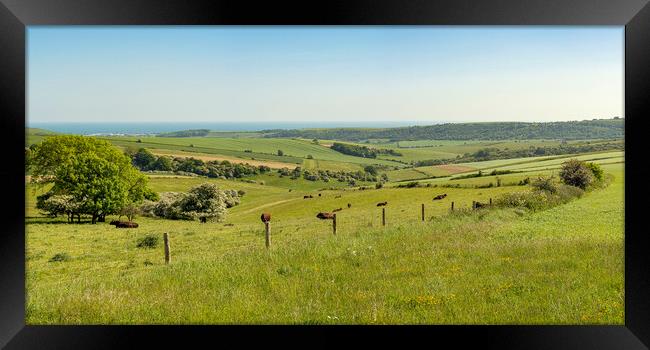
27 26 624 124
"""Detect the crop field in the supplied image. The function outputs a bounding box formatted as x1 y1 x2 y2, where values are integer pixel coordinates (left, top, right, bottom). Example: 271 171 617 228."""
25 148 624 324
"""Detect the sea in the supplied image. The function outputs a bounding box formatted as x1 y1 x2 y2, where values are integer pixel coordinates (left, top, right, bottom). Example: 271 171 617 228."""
28 121 442 136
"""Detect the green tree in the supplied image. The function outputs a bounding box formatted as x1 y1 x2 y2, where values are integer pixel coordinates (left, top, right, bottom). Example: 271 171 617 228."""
132 148 157 170
277 149 284 156
559 159 594 189
364 165 378 176
151 156 173 171
30 135 155 224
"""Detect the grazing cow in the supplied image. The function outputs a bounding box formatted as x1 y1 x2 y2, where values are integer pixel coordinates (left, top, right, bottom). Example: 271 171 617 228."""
433 194 448 200
111 221 139 228
333 208 343 212
260 213 271 223
304 195 314 199
318 193 322 197
347 203 352 208
474 201 487 209
316 212 335 220
376 201 388 207
200 217 207 223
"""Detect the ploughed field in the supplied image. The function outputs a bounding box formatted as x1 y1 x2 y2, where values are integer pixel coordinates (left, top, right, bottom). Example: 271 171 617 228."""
25 151 624 325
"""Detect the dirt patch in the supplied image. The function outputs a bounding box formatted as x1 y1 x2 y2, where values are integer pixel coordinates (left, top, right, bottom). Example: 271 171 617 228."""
150 150 297 169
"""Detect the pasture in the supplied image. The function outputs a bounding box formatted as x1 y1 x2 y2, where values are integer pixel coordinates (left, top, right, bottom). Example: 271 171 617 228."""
25 154 624 324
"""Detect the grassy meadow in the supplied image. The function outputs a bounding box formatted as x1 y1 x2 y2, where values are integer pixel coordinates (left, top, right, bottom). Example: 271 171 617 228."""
25 138 624 324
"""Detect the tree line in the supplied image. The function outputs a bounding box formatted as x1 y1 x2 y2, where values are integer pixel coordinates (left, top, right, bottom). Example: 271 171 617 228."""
330 142 402 158
261 118 623 141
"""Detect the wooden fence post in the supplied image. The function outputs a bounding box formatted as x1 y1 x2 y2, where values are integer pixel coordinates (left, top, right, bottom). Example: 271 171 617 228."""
490 198 493 206
333 214 337 235
421 203 425 221
382 208 386 227
265 222 271 248
163 232 170 264
451 201 454 211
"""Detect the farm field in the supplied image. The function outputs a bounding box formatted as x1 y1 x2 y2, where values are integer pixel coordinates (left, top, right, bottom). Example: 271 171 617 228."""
386 150 623 182
100 136 403 168
25 151 624 324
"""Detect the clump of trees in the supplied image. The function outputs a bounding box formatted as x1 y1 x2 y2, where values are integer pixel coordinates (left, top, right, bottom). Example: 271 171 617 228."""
140 183 241 222
30 135 158 224
330 142 401 158
157 129 210 137
276 166 383 185
126 148 271 179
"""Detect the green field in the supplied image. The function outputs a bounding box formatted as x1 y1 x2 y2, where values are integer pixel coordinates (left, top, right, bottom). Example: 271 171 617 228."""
25 157 624 324
25 128 625 324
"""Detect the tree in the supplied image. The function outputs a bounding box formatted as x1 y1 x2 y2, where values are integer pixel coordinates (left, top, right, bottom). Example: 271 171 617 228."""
151 156 173 171
277 149 284 156
364 165 378 176
30 135 155 224
559 159 593 189
132 148 156 170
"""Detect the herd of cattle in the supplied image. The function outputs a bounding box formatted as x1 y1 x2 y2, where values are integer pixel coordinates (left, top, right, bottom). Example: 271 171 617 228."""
112 192 458 228
308 193 451 220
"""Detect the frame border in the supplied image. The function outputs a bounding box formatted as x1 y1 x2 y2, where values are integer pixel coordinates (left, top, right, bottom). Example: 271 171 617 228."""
1 1 648 348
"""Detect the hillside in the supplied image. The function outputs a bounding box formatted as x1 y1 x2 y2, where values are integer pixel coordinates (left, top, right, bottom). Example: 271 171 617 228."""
261 118 624 141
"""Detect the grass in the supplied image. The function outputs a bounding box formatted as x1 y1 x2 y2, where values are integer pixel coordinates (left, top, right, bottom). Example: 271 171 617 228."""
25 158 623 324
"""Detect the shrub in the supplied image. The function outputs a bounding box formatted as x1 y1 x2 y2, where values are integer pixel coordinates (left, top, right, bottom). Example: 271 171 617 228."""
531 176 558 194
585 162 604 181
49 252 70 262
559 159 593 189
136 234 159 249
375 182 384 189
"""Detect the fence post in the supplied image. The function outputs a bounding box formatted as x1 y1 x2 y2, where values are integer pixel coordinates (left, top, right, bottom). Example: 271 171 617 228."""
421 203 425 221
382 207 386 226
472 201 476 210
163 232 170 264
490 198 493 206
265 222 271 248
451 201 454 211
333 214 337 235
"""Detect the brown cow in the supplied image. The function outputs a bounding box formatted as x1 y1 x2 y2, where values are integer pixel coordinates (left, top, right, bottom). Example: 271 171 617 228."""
433 194 447 200
474 201 487 209
333 208 342 212
376 201 388 207
347 203 352 208
260 213 271 223
318 193 322 197
111 221 138 228
316 212 335 220
304 195 314 199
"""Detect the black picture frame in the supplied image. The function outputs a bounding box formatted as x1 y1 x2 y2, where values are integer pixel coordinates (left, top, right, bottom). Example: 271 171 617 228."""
1 0 648 348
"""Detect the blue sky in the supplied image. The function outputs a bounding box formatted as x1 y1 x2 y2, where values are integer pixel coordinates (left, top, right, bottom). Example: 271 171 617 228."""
27 26 623 124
